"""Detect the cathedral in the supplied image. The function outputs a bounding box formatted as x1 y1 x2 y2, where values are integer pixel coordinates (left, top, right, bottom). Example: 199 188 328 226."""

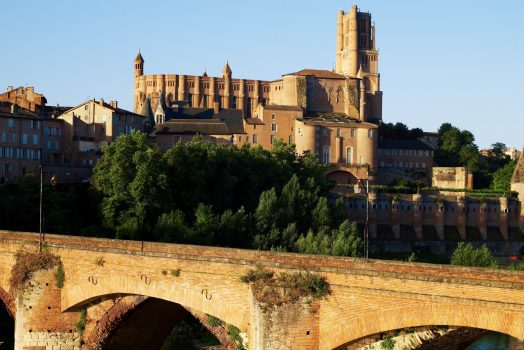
134 5 383 184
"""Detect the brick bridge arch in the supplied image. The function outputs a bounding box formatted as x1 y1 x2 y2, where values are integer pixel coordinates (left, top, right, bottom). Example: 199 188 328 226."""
326 303 524 350
2 231 524 350
0 286 15 317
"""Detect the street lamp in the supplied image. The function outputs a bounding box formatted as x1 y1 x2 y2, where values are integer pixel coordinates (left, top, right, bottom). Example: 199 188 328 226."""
356 177 369 259
39 165 43 252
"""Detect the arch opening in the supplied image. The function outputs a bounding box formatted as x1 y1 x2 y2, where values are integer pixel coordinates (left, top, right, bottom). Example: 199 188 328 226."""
81 295 240 350
332 326 524 350
0 288 14 349
324 303 524 350
327 170 359 186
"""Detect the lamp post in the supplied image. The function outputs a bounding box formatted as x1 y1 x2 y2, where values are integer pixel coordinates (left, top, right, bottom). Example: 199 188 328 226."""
39 164 43 253
356 177 369 259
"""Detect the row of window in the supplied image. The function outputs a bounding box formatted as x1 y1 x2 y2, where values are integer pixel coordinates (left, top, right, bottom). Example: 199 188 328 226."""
4 118 41 129
0 147 41 160
144 80 271 94
318 127 375 139
378 148 432 157
1 132 39 145
46 140 61 151
43 127 61 136
379 161 427 169
320 145 365 165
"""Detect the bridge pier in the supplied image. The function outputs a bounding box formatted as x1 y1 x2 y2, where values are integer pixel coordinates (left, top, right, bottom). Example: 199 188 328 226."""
248 290 320 350
14 268 80 350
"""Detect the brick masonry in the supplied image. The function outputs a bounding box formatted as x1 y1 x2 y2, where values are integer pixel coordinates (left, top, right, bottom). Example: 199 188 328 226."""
1 230 524 350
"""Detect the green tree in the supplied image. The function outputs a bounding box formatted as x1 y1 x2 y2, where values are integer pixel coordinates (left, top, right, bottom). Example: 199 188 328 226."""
92 131 168 236
450 242 497 268
152 210 193 243
192 203 218 245
331 220 362 257
492 160 516 191
311 197 331 231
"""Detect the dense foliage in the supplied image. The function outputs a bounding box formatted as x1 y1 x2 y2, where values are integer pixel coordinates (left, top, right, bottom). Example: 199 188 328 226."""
0 177 101 235
91 132 363 257
378 122 423 140
450 242 497 268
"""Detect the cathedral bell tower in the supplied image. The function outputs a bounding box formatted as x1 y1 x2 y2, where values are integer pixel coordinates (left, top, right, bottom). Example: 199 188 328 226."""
335 6 382 123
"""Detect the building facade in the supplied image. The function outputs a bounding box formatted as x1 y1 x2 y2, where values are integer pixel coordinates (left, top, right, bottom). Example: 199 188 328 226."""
58 99 145 167
135 5 381 183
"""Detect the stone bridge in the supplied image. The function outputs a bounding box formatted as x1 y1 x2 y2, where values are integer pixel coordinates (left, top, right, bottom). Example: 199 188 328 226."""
1 230 524 350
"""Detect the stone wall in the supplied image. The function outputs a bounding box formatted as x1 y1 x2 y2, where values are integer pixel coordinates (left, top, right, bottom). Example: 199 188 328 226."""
432 167 472 189
341 192 523 255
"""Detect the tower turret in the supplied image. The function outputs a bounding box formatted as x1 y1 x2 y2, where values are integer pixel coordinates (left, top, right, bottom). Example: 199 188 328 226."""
348 5 359 77
335 10 344 73
134 50 144 78
222 61 232 79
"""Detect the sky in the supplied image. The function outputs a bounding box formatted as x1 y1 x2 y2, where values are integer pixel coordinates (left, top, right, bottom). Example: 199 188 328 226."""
1 0 522 149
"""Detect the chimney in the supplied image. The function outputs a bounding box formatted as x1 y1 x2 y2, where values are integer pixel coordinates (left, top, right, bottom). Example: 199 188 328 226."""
99 98 104 106
110 100 118 108
7 86 13 92
213 101 220 114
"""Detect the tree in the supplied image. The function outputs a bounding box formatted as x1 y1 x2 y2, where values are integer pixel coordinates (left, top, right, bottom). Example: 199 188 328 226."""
491 142 508 159
450 242 497 268
492 160 516 191
92 131 168 235
152 210 193 243
378 122 423 140
331 220 363 257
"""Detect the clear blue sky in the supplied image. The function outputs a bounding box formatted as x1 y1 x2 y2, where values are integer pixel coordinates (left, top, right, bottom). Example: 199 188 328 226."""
1 0 522 149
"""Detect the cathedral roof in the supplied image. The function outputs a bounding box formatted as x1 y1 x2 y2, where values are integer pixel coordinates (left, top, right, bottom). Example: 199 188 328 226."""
139 97 154 123
222 61 232 77
285 69 345 80
135 50 144 62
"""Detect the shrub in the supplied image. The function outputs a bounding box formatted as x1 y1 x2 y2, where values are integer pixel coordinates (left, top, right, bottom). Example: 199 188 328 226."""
170 268 181 277
206 314 223 327
54 262 65 288
75 308 87 335
241 267 331 306
381 336 396 350
450 242 497 268
94 257 105 267
10 250 61 292
239 265 274 283
228 324 245 350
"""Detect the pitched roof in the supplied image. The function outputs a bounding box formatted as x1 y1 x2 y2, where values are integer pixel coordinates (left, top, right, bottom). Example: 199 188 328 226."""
378 139 434 151
246 118 264 125
303 112 361 124
285 69 345 79
265 105 303 112
511 151 524 184
135 50 144 62
154 107 244 135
